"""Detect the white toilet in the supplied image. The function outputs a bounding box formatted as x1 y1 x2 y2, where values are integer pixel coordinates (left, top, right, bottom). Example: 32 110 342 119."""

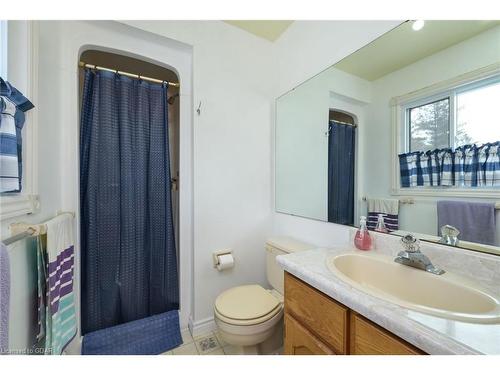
214 237 314 353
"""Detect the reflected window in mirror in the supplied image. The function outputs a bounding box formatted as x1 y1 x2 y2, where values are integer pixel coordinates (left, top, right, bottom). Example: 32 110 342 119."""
0 20 39 218
408 98 450 152
398 72 500 189
0 21 7 78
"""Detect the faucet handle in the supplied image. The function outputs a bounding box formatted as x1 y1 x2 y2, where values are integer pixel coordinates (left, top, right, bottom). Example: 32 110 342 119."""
440 225 460 246
441 225 460 238
401 233 420 253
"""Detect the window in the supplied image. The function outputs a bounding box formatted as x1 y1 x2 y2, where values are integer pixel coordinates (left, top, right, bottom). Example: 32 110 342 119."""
0 20 7 78
392 66 500 196
408 98 450 152
455 81 500 147
0 21 39 220
404 75 500 153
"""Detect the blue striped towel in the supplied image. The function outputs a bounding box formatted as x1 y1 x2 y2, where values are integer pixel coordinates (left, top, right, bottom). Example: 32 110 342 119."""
0 78 34 193
42 213 77 354
367 198 400 232
0 96 20 192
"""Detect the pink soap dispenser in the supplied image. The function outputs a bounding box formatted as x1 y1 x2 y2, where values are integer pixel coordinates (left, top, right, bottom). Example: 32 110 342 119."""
354 216 372 251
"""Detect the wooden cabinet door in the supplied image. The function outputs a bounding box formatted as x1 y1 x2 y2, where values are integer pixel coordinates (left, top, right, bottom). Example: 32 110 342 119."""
284 314 335 355
285 273 348 354
350 313 424 355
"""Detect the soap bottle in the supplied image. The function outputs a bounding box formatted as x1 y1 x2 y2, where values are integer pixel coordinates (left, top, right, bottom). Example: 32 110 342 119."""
354 216 372 251
374 214 389 233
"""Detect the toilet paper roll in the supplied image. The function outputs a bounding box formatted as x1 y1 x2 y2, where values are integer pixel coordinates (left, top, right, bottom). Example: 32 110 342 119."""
216 254 234 271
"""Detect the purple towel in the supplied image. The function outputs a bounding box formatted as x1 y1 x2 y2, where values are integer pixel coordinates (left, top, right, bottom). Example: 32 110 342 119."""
437 201 496 246
0 242 10 354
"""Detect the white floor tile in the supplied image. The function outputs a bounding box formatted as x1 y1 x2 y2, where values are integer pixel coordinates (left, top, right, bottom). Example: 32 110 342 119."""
204 348 225 355
181 329 194 345
161 350 173 355
172 342 199 355
195 334 221 354
214 331 228 347
222 344 246 355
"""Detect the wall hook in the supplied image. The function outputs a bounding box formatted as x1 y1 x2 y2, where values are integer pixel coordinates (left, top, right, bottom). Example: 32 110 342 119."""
196 101 202 116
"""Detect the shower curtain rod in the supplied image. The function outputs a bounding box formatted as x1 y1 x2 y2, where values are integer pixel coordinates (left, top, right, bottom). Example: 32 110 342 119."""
79 61 180 88
329 119 357 127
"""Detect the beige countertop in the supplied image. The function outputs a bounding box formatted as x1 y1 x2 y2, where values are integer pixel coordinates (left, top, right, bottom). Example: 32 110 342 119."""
277 244 500 355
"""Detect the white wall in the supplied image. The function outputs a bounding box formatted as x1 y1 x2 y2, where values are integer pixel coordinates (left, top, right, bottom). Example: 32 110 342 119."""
271 20 401 245
363 26 500 236
275 76 329 221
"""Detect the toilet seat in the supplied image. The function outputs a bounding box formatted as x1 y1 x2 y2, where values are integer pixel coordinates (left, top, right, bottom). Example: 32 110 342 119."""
214 284 283 326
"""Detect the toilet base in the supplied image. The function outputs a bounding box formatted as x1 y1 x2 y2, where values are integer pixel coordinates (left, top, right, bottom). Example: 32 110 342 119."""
216 315 284 354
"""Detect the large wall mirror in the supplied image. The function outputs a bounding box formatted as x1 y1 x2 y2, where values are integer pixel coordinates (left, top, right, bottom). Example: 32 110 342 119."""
276 20 500 255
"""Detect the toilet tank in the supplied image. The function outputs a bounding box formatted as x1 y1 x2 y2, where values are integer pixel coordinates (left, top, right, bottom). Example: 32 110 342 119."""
266 237 315 295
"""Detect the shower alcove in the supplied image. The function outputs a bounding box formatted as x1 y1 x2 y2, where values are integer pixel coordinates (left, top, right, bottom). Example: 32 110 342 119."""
78 49 182 339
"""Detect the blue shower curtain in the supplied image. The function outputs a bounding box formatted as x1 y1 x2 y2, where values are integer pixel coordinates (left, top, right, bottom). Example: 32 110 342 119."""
80 69 179 336
328 121 356 225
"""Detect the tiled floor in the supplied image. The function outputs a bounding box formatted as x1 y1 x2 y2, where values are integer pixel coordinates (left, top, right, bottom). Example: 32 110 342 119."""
162 329 278 355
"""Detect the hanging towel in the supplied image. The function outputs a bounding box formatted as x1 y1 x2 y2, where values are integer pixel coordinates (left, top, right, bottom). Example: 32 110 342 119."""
367 198 400 232
82 310 182 355
43 213 77 354
437 201 496 246
0 78 35 193
0 242 10 354
0 97 21 192
35 236 47 343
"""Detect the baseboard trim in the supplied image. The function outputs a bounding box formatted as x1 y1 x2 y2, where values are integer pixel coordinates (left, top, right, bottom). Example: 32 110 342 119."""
188 316 216 337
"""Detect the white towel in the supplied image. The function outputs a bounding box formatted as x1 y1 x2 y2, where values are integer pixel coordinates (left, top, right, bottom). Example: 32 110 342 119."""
367 198 399 215
367 198 400 232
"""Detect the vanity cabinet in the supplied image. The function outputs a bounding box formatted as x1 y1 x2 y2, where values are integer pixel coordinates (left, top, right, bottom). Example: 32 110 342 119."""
284 272 425 355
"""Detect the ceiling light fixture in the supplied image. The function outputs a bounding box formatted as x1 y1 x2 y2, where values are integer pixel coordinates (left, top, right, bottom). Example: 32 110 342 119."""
412 20 425 31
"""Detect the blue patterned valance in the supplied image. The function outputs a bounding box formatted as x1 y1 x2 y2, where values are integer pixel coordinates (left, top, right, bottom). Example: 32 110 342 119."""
399 141 500 188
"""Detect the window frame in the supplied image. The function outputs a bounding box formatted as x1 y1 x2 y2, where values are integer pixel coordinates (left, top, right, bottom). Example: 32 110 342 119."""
390 63 500 198
0 21 7 78
0 21 39 220
405 94 453 153
402 74 500 154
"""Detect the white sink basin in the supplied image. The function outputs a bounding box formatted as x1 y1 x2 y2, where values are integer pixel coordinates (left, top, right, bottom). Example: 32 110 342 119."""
326 252 500 323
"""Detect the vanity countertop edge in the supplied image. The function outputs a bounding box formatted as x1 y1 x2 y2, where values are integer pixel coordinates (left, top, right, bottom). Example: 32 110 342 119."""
277 247 500 355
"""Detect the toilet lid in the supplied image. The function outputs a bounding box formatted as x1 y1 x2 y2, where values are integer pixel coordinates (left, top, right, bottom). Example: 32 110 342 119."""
215 284 281 320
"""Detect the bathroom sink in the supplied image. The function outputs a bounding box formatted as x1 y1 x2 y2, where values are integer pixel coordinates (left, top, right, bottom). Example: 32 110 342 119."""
326 252 500 323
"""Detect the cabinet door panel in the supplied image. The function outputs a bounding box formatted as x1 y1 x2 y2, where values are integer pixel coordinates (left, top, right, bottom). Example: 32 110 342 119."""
350 313 424 355
285 273 348 354
284 314 335 355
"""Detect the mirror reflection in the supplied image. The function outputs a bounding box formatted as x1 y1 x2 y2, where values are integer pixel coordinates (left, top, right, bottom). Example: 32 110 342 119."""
275 20 500 255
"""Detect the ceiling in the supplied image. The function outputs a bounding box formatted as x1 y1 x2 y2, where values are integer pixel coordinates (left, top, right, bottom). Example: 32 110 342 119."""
224 21 294 42
334 20 500 81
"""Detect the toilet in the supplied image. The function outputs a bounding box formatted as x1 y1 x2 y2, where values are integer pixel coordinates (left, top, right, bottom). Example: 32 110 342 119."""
214 237 314 353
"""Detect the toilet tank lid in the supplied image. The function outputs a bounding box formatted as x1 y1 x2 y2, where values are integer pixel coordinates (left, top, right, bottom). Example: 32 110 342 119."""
266 236 315 254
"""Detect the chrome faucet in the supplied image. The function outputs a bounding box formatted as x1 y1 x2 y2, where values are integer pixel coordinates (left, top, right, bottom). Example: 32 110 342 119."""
394 234 445 275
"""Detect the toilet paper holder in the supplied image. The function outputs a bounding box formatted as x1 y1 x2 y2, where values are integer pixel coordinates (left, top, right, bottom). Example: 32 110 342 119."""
213 249 233 268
